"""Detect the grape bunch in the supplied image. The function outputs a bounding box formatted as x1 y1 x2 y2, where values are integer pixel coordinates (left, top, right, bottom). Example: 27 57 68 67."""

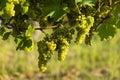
57 37 69 61
75 15 94 44
0 0 29 18
37 27 74 71
37 37 56 72
52 27 75 43
51 27 74 61
3 1 15 17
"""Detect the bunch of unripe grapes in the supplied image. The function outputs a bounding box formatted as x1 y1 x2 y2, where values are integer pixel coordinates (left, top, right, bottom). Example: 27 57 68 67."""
52 27 74 61
37 38 56 72
1 0 29 17
75 15 94 44
3 0 15 17
57 37 69 61
37 27 74 71
52 27 75 42
37 37 69 71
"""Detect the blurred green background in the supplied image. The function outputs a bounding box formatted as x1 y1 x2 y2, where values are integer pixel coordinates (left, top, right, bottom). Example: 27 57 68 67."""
0 32 120 80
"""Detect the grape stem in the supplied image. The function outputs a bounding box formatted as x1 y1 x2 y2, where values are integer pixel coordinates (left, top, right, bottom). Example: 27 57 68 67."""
5 24 59 31
5 20 68 32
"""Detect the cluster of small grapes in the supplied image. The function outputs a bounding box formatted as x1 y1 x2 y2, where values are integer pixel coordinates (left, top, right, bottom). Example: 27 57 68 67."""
37 27 75 71
37 37 56 72
57 37 69 61
75 15 94 44
0 0 30 33
52 27 75 61
52 27 75 42
2 0 15 17
0 0 29 18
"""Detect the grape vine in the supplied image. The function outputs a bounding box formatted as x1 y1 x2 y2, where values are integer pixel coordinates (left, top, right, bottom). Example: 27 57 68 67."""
0 0 120 72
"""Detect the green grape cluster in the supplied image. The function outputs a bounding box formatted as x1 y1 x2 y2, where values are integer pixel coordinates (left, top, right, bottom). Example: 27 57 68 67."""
0 0 29 18
57 38 69 61
13 0 29 15
76 15 94 44
37 27 74 71
52 27 75 42
37 37 56 72
51 27 75 61
3 1 15 17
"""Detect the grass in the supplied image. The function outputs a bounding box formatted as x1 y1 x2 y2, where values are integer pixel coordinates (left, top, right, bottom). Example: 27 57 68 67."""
0 32 120 80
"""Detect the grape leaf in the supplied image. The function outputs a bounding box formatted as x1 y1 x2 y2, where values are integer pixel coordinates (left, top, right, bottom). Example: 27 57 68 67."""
21 1 29 15
41 0 69 22
2 32 11 40
0 1 6 14
15 36 34 51
15 36 25 50
26 24 35 36
82 0 97 7
97 23 117 41
0 27 5 36
24 37 34 52
116 19 120 29
97 4 120 40
111 4 120 29
75 0 82 3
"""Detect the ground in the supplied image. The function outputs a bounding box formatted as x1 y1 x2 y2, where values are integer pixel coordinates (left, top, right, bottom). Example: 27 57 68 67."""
0 32 120 80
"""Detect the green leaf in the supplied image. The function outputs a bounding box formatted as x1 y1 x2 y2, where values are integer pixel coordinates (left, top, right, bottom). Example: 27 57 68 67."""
21 1 29 15
82 0 97 7
111 4 120 29
15 36 34 52
116 19 120 29
2 32 11 40
97 4 120 41
21 6 29 15
0 27 5 36
15 36 25 50
41 0 69 21
75 0 82 3
26 24 35 36
97 23 117 41
24 37 34 52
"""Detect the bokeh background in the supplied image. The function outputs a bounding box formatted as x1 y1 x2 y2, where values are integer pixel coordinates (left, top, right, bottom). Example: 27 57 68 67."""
0 31 120 80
